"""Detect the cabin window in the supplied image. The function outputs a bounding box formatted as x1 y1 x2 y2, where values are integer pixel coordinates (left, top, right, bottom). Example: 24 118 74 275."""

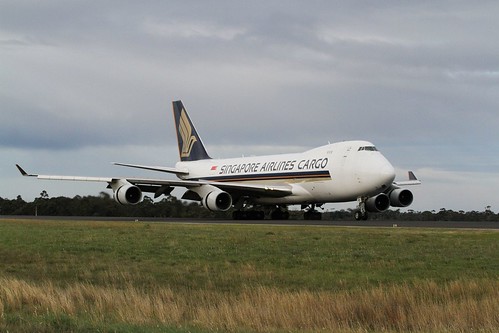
358 146 378 151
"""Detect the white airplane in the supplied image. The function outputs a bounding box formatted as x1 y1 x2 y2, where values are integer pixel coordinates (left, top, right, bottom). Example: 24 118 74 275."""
17 100 420 220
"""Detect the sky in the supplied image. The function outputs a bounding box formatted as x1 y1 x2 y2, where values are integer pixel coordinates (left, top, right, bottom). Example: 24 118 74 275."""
2 1 499 212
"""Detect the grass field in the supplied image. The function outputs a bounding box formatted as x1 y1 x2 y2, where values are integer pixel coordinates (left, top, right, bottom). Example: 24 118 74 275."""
0 219 498 332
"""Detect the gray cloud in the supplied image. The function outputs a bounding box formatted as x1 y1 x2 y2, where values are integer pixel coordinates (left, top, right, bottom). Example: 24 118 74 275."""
2 1 499 210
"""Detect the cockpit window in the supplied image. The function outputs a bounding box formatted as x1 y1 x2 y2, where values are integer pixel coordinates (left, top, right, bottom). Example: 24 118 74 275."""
358 146 378 151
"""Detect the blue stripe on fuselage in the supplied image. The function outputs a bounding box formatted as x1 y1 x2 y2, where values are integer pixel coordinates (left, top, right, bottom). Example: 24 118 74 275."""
195 170 331 182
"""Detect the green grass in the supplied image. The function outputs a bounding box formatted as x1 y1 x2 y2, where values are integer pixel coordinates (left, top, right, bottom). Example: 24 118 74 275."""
0 219 498 332
2 312 207 333
0 219 497 291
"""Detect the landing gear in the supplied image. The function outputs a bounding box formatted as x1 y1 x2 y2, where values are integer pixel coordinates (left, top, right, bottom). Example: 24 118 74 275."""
233 210 265 220
354 210 368 221
232 198 265 220
232 201 290 220
270 207 290 220
304 210 322 220
302 204 323 220
354 197 368 221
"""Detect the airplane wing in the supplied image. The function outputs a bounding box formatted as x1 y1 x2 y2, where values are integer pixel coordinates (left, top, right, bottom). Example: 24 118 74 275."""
113 162 189 175
16 164 113 182
16 164 292 199
202 181 292 197
124 177 292 198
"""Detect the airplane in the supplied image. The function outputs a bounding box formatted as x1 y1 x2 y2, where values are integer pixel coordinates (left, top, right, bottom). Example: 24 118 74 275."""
16 100 420 220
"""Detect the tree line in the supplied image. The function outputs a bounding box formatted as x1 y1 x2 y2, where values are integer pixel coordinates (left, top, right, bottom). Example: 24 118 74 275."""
0 191 498 221
0 192 226 219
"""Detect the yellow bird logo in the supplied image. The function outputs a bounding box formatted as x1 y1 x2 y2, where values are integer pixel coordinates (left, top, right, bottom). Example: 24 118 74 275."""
179 109 198 158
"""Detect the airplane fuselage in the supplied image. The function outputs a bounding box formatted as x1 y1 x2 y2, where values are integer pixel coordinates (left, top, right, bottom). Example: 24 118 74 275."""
176 140 396 205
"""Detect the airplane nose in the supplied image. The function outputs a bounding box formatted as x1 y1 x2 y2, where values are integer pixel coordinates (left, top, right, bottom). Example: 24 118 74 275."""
361 156 395 191
354 152 396 195
379 161 396 188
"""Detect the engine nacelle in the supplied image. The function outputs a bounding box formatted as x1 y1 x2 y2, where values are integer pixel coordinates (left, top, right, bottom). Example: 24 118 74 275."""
202 189 232 212
389 189 413 207
115 183 143 205
366 193 390 213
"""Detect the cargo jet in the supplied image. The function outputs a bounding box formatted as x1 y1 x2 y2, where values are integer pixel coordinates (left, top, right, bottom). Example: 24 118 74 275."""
17 100 420 220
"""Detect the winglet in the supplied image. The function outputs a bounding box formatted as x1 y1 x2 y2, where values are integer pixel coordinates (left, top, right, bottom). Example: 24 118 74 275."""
408 171 418 181
172 100 211 162
16 164 36 177
394 171 421 186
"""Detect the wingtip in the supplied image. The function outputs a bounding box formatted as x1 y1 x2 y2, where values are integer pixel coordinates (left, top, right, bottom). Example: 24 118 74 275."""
16 164 36 177
16 164 28 176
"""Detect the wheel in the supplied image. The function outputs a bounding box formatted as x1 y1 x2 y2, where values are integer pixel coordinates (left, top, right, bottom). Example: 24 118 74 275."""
354 210 368 221
234 210 265 220
249 210 265 220
304 210 322 220
271 209 289 220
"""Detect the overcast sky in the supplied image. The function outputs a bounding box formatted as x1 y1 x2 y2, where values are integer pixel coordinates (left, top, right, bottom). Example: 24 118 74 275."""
2 1 499 212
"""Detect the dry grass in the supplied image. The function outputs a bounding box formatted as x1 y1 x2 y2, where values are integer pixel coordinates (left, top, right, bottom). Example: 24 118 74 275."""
1 276 498 332
1 220 498 332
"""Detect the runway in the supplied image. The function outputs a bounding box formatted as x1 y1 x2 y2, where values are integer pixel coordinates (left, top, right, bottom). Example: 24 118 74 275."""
1 216 498 229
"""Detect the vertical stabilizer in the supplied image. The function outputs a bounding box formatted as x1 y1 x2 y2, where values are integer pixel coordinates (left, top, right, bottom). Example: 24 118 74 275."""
172 100 211 161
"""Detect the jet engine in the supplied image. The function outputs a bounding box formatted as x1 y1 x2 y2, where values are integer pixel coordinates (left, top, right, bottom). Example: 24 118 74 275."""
115 182 143 205
389 189 413 207
366 193 390 212
201 188 232 211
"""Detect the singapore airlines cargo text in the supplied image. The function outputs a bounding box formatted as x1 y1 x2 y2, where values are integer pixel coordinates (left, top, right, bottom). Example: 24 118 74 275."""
217 158 329 175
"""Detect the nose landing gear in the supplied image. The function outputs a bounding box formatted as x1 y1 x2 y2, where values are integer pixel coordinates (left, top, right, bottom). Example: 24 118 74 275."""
355 197 369 220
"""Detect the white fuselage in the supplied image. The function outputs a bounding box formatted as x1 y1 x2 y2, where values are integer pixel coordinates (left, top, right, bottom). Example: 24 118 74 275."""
176 140 396 205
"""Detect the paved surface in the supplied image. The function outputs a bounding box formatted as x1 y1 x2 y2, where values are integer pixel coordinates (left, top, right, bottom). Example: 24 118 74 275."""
1 215 498 229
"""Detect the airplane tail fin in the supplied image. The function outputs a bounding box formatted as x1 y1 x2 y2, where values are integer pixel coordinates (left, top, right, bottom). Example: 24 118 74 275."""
172 100 211 161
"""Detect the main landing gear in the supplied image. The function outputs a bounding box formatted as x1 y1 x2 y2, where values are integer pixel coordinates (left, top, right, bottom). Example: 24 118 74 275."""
232 210 265 220
302 204 323 220
232 198 266 220
270 207 290 220
232 205 290 220
232 204 324 221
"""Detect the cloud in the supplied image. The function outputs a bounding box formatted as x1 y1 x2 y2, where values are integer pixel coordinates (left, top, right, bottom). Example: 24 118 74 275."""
407 168 499 212
1 1 499 211
142 19 246 41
